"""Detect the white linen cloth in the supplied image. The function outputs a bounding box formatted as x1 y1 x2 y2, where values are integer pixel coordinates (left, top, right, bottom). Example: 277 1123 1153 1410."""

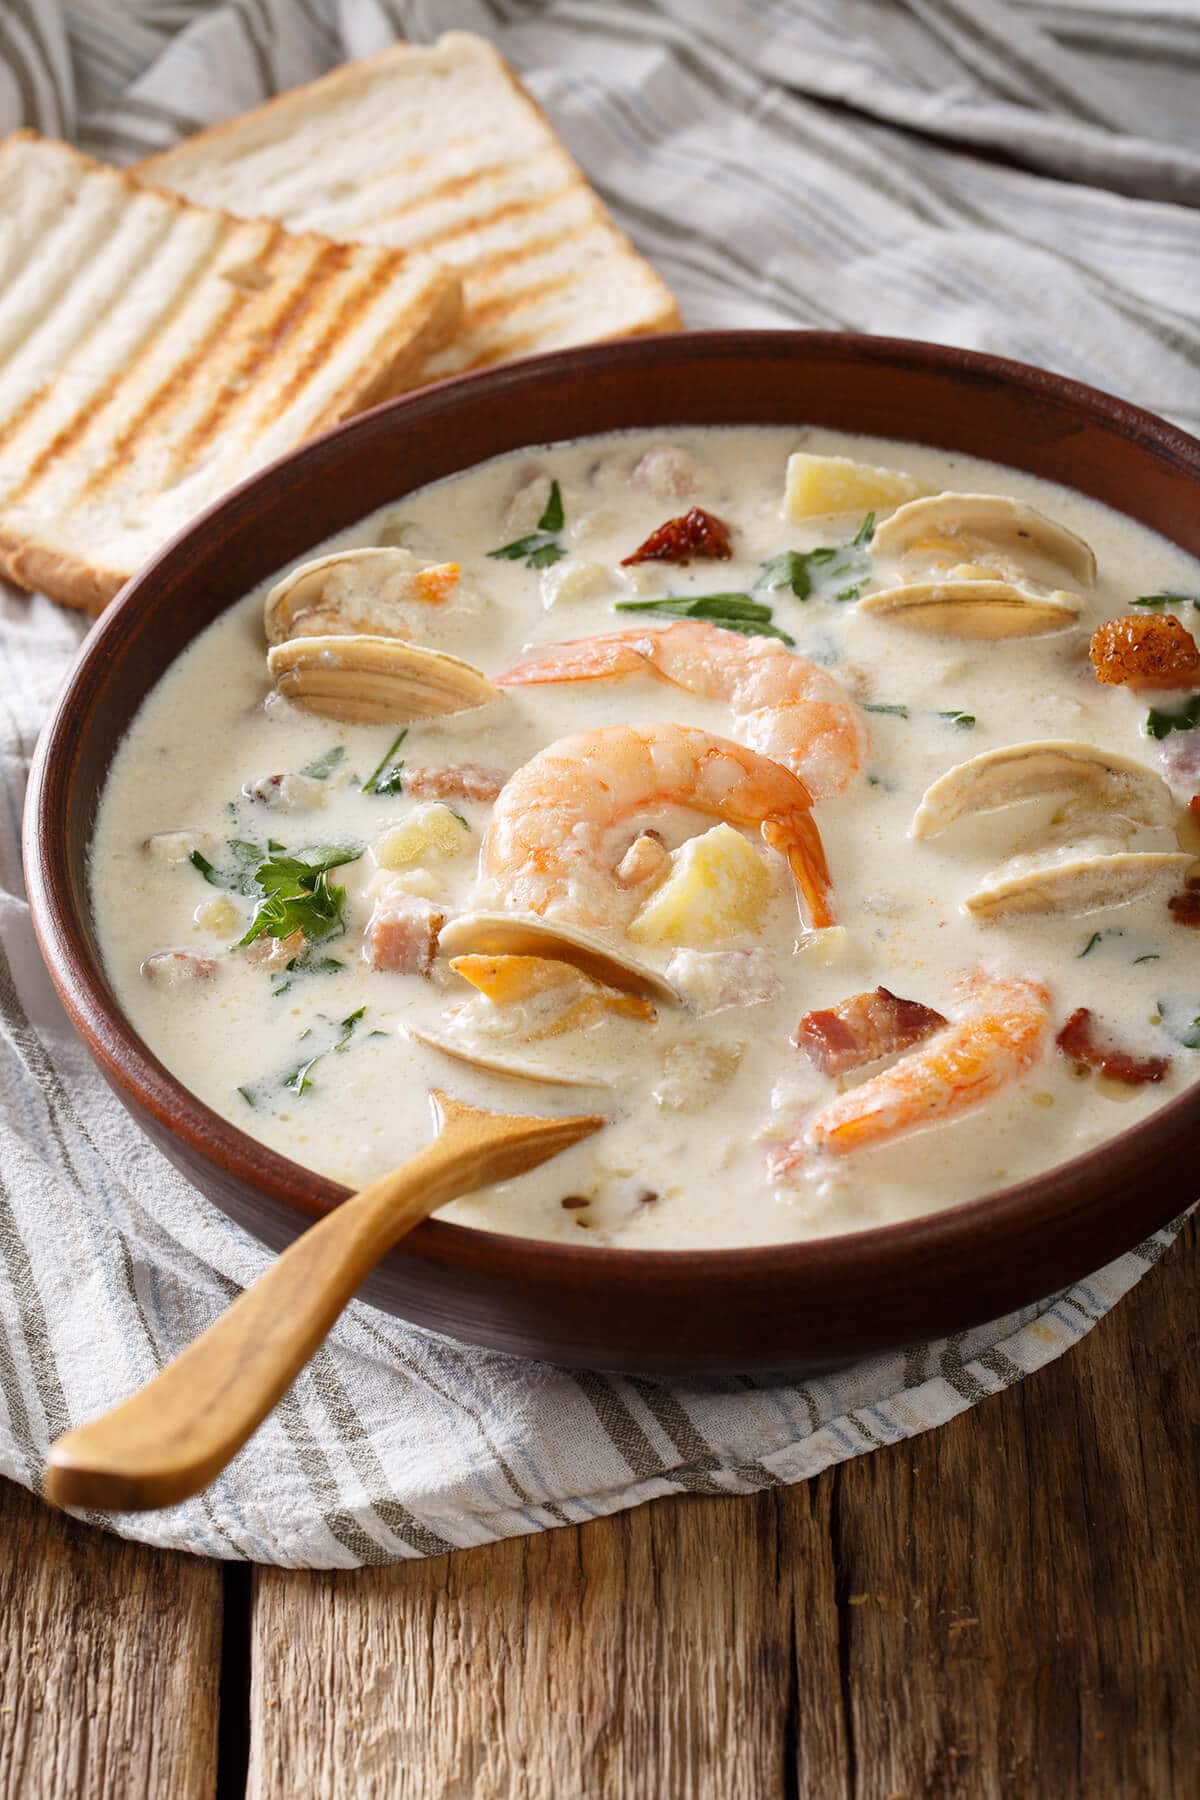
0 0 1195 1565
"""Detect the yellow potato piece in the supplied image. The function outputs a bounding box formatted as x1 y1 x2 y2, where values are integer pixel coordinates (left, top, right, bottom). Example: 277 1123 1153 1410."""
375 803 469 869
628 823 772 947
449 954 654 1029
783 453 925 521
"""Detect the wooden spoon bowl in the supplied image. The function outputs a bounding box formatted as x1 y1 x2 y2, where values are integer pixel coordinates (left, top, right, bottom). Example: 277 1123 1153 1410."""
23 331 1200 1374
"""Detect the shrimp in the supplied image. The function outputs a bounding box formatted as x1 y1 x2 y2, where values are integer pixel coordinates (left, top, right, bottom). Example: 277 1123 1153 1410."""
772 971 1050 1169
483 723 835 930
495 620 866 798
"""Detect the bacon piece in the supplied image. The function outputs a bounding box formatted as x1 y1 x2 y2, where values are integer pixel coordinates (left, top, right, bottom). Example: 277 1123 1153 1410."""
1169 889 1200 927
363 890 444 975
621 506 733 566
1056 1008 1170 1084
795 986 947 1077
401 763 507 803
140 950 218 990
1089 614 1200 690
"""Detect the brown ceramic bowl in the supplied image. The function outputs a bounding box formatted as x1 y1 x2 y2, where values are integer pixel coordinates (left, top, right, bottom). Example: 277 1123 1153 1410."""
23 331 1200 1375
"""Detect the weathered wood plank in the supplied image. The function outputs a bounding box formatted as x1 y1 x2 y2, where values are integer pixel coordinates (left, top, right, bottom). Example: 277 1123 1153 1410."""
248 1480 847 1799
824 1211 1200 1798
0 1480 223 1800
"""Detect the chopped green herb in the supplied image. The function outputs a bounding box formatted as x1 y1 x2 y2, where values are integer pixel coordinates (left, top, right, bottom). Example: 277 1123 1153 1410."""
488 482 567 569
367 1029 390 1040
852 511 876 546
834 583 863 603
1134 592 1200 609
336 1007 365 1050
863 702 909 718
236 1085 257 1108
270 978 293 998
615 592 794 644
1155 996 1200 1049
538 479 564 534
447 809 470 830
363 728 408 796
754 517 875 608
1079 932 1102 958
282 1050 324 1096
236 843 363 949
938 710 976 729
189 849 221 886
190 837 272 895
1146 694 1200 740
299 745 346 781
755 551 813 601
1133 953 1161 965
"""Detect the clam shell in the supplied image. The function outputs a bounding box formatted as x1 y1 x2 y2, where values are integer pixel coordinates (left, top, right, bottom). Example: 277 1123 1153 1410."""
437 910 679 1004
267 634 500 724
857 579 1080 638
871 493 1097 585
966 849 1194 919
912 741 1176 840
407 1025 610 1089
264 548 458 646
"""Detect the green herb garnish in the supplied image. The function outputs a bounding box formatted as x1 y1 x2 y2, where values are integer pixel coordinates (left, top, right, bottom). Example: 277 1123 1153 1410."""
1079 932 1102 958
1133 953 1162 965
190 837 273 895
281 1008 366 1097
863 702 909 718
237 1085 257 1108
362 728 408 796
755 551 814 600
488 481 567 568
754 514 875 607
447 809 470 830
1145 694 1200 740
614 592 794 644
1134 592 1200 609
938 710 976 729
299 745 346 781
1155 997 1200 1049
236 844 362 949
853 511 876 546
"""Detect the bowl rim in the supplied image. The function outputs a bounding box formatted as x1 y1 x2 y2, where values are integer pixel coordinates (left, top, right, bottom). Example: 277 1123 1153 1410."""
23 327 1200 1288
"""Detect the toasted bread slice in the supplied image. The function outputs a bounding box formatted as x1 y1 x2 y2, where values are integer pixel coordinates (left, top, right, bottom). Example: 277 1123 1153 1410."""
137 31 681 378
0 133 461 612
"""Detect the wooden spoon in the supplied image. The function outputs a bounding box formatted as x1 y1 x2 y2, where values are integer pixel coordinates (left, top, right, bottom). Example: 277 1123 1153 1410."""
44 1091 604 1513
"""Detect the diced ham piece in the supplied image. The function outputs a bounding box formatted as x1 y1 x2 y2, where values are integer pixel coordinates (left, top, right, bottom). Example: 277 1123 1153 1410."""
140 950 218 990
363 890 445 975
1168 889 1200 927
630 444 705 503
1055 1007 1170 1086
401 763 508 804
621 507 733 566
795 986 948 1077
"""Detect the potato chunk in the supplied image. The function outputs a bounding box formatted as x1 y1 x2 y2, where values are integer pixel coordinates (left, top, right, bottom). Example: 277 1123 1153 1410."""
374 803 470 870
627 823 772 946
784 453 924 521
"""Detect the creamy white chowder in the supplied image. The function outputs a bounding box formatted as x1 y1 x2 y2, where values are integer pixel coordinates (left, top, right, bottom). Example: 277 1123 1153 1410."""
90 427 1200 1249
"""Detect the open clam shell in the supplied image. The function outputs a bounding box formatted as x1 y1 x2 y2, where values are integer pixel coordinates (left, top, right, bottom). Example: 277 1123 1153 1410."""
912 741 1176 840
871 493 1097 585
267 634 500 724
437 910 679 1004
264 548 459 646
406 1024 611 1089
966 848 1194 919
858 579 1080 638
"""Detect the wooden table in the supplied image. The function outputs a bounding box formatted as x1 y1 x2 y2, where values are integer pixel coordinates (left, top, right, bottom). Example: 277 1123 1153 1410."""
3 1212 1196 1799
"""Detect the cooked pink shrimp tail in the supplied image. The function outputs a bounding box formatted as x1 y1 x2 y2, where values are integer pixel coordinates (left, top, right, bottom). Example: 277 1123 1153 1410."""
484 722 836 930
772 971 1051 1170
495 620 867 798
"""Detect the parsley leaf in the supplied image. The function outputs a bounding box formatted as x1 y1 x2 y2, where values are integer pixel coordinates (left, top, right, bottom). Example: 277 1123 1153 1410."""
299 745 346 781
236 844 363 949
281 1007 367 1096
1079 931 1102 958
614 592 794 644
1134 592 1200 609
863 702 909 718
755 551 813 601
538 480 564 534
938 710 976 729
852 511 876 546
488 481 567 568
1146 694 1200 740
363 728 408 796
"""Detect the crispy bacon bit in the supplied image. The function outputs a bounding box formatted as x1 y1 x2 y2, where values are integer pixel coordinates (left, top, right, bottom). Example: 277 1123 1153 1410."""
363 890 444 974
621 506 733 566
401 763 507 803
795 986 947 1077
1055 1007 1170 1085
1190 795 1200 822
1089 614 1200 690
1169 889 1200 927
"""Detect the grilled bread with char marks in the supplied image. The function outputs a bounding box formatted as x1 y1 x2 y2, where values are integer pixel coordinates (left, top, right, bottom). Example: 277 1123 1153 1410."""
136 31 681 380
0 133 461 612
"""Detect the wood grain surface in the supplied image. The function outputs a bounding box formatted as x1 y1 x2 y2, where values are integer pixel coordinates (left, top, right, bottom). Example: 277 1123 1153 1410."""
3 1212 1196 1798
0 1479 221 1800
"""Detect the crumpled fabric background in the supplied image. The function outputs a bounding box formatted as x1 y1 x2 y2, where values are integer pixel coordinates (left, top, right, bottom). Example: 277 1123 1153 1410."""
0 0 1196 1566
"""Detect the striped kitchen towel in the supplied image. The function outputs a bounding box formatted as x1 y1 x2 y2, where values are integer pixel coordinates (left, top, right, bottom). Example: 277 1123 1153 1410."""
0 0 1196 1565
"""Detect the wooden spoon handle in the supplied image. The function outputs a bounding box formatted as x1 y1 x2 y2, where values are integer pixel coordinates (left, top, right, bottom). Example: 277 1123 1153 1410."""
45 1133 483 1512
